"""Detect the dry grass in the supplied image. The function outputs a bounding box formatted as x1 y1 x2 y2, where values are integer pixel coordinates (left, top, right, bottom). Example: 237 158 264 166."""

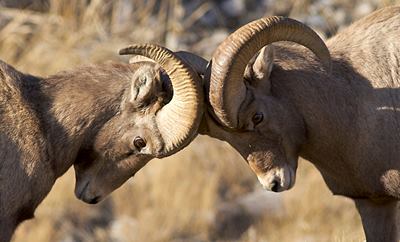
14 137 363 242
1 0 398 241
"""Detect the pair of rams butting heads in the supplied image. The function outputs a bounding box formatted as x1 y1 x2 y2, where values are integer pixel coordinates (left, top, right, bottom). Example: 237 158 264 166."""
119 16 332 155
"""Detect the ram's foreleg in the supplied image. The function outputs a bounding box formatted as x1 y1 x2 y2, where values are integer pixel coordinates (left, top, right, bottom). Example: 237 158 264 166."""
354 199 399 242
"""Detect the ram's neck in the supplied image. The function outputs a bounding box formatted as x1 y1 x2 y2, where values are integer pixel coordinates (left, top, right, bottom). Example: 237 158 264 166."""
271 46 361 163
31 63 133 177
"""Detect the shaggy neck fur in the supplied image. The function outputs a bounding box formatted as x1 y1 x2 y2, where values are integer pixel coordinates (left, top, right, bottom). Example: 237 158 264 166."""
272 42 400 198
29 63 133 177
0 61 140 241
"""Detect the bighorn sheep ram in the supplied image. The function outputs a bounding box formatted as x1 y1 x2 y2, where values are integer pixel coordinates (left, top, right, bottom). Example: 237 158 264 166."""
199 6 400 241
0 44 203 242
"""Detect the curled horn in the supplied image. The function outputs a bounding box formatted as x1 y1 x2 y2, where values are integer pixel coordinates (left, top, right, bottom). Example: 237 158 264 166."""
208 16 331 128
120 44 204 156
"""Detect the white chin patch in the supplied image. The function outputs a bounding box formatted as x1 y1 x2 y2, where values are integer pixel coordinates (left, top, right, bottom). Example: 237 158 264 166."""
257 166 295 192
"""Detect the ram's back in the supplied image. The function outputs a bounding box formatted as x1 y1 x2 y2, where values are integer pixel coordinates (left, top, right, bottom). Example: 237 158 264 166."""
328 6 400 88
320 6 400 198
0 60 49 218
0 60 41 157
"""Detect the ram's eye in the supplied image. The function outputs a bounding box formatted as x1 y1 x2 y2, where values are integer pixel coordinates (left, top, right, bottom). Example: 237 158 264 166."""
252 112 264 125
133 136 146 150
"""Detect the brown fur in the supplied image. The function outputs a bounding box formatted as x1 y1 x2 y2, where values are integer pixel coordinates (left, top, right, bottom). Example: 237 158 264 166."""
201 6 400 241
0 60 172 241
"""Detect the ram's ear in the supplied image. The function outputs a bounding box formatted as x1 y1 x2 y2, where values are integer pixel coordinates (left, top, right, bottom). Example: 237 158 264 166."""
253 45 274 81
244 45 274 92
124 64 163 110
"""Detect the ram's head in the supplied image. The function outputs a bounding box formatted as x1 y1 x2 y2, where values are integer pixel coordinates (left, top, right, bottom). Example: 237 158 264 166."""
74 44 205 203
201 17 331 192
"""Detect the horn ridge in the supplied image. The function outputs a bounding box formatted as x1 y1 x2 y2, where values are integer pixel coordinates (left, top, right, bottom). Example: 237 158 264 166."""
120 44 204 156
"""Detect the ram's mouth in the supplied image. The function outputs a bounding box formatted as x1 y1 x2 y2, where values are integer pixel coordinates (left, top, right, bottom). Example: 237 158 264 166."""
256 165 295 192
75 179 103 204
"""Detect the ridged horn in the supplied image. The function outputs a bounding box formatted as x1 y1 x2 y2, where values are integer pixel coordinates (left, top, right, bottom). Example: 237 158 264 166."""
175 51 208 76
209 16 331 128
128 51 208 75
119 44 203 156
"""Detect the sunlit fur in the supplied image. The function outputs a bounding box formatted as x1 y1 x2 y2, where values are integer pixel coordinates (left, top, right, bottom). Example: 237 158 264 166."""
201 6 400 241
0 60 173 242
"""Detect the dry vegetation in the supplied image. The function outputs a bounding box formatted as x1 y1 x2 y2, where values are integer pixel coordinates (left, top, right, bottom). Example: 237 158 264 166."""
0 0 398 241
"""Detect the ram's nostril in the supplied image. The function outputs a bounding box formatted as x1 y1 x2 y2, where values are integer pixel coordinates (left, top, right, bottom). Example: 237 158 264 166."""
271 180 279 192
88 196 101 204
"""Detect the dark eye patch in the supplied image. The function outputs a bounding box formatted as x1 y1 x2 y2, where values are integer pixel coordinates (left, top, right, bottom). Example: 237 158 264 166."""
252 112 264 126
133 136 146 150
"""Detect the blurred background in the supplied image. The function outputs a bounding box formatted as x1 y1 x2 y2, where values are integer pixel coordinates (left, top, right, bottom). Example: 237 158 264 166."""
1 0 398 241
